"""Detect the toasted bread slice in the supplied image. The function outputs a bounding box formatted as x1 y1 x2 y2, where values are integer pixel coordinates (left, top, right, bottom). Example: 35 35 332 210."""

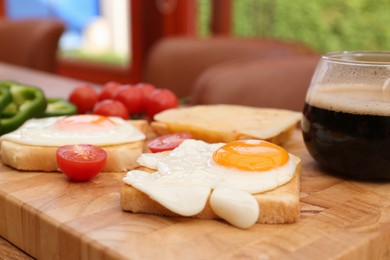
151 104 301 145
0 119 148 172
121 155 301 225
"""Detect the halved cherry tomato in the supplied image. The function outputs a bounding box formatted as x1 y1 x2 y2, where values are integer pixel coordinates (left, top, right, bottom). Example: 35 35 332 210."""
56 144 107 181
98 81 122 101
69 84 98 114
146 88 178 120
92 99 129 119
148 133 192 153
113 84 143 114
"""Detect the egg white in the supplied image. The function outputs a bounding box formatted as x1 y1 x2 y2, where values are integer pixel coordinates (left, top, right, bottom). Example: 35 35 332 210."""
0 116 145 146
131 139 296 194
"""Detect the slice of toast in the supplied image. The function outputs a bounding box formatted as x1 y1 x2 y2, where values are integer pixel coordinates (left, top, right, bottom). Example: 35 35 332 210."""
120 155 301 225
0 119 148 172
151 104 302 145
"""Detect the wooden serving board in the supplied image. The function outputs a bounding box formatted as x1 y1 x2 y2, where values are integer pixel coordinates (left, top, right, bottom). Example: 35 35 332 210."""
1 129 390 260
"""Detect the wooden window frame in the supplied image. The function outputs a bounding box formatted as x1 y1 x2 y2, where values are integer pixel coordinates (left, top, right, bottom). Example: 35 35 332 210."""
57 0 198 84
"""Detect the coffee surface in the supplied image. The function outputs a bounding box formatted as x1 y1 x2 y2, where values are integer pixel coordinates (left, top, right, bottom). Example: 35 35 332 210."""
306 84 390 116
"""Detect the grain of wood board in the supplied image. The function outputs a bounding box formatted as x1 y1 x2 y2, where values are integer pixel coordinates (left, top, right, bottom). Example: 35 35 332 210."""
0 129 390 259
0 236 33 260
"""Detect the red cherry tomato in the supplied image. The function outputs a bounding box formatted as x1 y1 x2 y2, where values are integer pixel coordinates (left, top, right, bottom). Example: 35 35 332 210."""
92 99 129 119
136 83 156 111
113 84 143 114
148 133 192 153
146 88 178 120
98 81 122 101
56 144 107 181
69 84 98 114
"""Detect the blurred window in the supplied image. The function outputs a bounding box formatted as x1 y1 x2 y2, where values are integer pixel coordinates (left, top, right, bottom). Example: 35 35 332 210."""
197 0 390 52
5 0 130 66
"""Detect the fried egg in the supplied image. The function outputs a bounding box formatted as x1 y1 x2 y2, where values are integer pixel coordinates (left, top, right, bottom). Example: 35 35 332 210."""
1 114 145 146
123 139 297 228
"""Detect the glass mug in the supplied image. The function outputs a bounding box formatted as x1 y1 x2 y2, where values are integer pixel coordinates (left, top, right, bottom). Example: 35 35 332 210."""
302 51 390 180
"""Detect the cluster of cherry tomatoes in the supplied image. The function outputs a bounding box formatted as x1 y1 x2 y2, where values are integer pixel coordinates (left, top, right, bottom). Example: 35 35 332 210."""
68 81 179 120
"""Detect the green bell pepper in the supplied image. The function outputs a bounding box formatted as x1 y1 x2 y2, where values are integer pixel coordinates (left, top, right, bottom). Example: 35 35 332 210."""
44 97 77 117
0 81 47 135
0 85 12 112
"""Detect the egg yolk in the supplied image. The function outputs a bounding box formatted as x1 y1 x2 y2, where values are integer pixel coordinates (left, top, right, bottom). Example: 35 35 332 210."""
212 140 289 172
52 114 116 132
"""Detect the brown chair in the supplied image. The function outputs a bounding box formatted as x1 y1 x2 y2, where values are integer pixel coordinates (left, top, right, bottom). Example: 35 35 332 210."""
0 19 65 73
191 54 320 111
143 36 318 97
142 36 320 111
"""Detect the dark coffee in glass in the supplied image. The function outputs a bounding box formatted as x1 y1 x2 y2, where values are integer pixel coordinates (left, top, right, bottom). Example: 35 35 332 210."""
301 51 390 180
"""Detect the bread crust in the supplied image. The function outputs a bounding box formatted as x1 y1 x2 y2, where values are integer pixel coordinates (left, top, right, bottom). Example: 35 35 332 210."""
152 121 297 145
1 140 144 172
120 156 301 224
0 119 148 172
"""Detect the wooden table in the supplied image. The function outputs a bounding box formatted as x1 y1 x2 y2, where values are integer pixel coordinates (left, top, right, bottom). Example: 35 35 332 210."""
0 62 92 98
1 62 390 259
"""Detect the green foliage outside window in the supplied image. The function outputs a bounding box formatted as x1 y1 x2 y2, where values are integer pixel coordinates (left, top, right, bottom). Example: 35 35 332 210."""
199 0 390 53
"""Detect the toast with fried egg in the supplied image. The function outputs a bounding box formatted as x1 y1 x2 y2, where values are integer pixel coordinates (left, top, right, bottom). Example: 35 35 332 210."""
151 104 302 145
0 116 148 172
120 139 301 227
